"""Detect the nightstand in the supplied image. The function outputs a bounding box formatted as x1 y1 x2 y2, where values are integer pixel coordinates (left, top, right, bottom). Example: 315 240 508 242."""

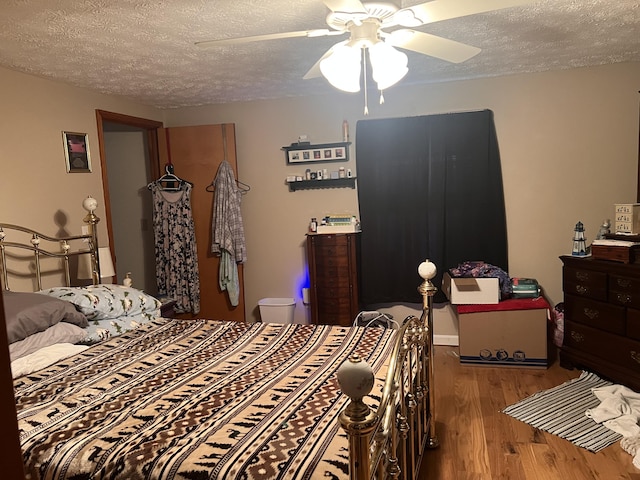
158 297 177 318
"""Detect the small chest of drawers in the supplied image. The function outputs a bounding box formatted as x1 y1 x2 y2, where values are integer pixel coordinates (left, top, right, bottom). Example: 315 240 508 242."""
306 233 360 326
560 255 640 391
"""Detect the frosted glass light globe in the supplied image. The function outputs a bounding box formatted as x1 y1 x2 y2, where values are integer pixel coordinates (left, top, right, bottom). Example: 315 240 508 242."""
82 196 97 213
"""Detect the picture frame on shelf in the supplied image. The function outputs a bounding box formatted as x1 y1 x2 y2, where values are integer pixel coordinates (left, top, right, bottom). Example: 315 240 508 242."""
63 131 92 173
284 141 350 164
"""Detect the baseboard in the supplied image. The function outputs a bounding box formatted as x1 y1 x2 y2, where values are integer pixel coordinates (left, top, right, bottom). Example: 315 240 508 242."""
434 334 459 346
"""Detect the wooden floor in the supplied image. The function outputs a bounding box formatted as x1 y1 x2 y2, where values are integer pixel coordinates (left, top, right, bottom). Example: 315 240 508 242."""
419 345 640 480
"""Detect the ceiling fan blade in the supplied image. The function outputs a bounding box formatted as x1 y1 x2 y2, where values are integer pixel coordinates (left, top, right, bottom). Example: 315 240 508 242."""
303 40 349 79
195 29 341 48
393 0 532 27
386 29 480 63
323 0 368 15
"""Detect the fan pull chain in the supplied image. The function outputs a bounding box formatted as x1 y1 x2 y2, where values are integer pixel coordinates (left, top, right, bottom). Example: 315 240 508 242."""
363 47 369 115
380 91 385 105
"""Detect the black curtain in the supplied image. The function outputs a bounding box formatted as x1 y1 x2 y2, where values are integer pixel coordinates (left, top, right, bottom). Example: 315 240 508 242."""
356 109 508 304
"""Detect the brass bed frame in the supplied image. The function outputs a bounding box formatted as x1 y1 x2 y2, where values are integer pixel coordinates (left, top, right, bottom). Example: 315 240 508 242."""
0 200 101 291
1 198 439 480
339 260 439 479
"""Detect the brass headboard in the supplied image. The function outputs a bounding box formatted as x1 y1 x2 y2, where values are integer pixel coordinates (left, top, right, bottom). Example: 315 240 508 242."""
0 198 101 291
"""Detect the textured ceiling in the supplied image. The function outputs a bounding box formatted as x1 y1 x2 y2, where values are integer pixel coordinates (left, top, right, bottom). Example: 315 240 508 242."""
1 0 638 109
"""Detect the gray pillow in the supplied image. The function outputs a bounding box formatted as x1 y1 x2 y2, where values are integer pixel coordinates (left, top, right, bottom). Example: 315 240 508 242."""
3 291 88 344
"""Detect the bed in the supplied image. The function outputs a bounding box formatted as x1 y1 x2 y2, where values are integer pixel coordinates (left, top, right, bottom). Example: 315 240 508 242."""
1 206 439 480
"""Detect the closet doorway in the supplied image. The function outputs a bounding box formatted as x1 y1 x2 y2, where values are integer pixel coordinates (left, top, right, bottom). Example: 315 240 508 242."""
95 110 163 294
96 112 246 321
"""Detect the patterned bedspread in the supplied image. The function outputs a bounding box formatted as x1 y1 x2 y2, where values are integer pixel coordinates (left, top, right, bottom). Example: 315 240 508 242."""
15 319 395 479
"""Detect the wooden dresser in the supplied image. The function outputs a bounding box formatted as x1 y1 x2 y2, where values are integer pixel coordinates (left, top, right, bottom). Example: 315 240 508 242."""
560 255 640 391
306 233 360 326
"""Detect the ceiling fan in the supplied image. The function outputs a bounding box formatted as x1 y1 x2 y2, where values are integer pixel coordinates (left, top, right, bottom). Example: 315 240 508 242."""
196 0 532 96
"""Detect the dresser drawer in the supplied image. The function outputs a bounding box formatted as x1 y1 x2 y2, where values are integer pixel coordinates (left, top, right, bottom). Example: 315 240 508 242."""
317 296 352 314
311 234 348 247
564 294 625 335
563 320 640 371
314 252 349 270
563 267 607 301
609 275 640 308
315 275 351 290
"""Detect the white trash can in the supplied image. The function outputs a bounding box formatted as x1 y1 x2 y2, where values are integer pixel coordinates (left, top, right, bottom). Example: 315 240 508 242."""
258 298 296 324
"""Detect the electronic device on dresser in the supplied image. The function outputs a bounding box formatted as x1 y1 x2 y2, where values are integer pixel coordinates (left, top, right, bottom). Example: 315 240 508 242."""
306 233 360 326
560 255 640 391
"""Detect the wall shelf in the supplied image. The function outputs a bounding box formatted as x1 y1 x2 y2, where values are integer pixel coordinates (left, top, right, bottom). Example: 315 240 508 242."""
288 177 356 192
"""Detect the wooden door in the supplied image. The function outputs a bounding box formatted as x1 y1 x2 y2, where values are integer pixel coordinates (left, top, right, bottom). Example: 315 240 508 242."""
158 124 245 321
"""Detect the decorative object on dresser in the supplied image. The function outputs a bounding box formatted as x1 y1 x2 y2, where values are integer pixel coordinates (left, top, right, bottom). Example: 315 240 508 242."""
591 238 640 263
560 255 640 391
615 203 640 234
306 232 360 326
572 221 587 256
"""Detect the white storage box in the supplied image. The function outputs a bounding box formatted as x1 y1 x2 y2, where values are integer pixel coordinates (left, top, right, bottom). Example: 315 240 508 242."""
456 298 550 368
615 203 640 234
442 272 499 305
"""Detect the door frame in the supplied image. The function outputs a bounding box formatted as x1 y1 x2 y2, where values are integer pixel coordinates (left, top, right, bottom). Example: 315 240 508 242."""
95 110 163 272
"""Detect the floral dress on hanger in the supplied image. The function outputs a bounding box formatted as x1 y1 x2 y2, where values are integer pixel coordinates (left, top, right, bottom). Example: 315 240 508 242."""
150 182 200 314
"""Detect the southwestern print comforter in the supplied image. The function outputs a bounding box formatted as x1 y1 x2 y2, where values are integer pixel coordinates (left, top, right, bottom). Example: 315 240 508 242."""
15 319 395 479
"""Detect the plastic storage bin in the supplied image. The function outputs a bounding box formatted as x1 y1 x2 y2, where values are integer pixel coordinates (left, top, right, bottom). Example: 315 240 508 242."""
258 298 296 324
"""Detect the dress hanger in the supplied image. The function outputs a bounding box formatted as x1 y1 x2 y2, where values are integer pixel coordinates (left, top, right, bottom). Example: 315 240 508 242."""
206 178 250 194
205 125 250 194
147 164 192 191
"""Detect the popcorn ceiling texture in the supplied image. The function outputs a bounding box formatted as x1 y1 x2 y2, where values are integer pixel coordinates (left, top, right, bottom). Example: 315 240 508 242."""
0 0 638 109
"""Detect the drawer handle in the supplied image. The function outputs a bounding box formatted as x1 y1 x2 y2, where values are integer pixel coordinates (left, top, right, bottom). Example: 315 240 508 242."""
583 308 599 320
570 331 584 343
575 285 588 295
632 351 640 364
617 278 632 288
616 293 632 304
576 272 589 282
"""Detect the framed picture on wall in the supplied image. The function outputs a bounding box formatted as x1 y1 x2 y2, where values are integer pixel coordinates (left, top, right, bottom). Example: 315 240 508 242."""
283 141 350 164
63 131 92 173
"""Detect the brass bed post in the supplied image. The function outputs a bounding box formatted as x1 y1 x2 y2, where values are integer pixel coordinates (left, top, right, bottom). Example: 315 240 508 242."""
82 196 101 285
417 260 439 449
337 354 378 480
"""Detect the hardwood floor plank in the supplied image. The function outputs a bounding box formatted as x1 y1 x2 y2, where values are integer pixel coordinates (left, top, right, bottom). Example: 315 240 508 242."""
418 345 639 480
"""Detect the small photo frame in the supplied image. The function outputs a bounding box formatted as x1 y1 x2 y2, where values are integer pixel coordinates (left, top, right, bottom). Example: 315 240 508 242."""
63 131 91 173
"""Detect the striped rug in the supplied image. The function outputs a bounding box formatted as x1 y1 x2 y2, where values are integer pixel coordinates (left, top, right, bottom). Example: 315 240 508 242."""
502 371 622 452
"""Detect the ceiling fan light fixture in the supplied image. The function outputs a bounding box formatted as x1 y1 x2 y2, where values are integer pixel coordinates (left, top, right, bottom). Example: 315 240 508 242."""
368 41 408 90
320 43 362 93
393 8 427 28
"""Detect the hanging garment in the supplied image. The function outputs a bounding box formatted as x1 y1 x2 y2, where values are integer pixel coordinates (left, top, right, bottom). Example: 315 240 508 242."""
151 182 201 314
211 160 246 306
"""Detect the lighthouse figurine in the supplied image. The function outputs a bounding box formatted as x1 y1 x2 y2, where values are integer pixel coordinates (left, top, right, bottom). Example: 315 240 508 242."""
572 221 587 256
